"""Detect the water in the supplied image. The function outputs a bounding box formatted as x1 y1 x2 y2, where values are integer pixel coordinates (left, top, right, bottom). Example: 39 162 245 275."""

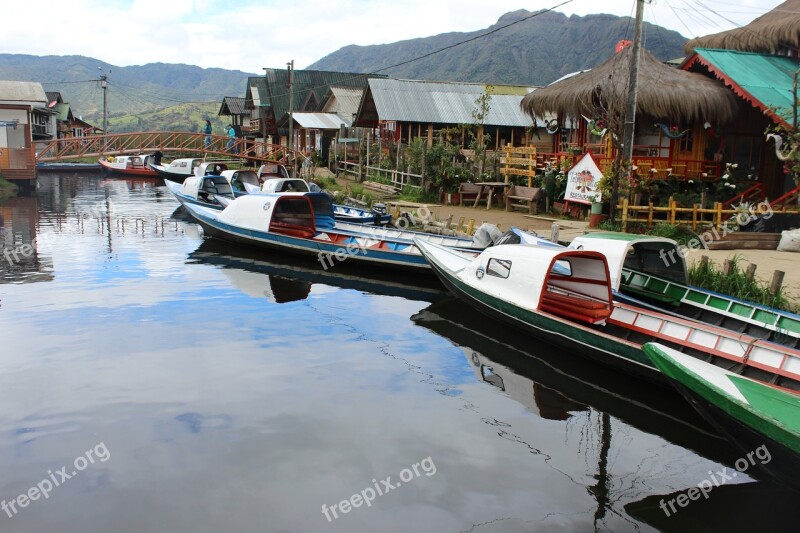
0 174 797 532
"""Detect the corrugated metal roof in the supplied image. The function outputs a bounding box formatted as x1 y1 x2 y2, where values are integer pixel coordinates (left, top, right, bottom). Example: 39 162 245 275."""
687 49 798 125
291 112 349 129
220 96 248 115
366 79 540 126
0 81 47 103
322 86 363 121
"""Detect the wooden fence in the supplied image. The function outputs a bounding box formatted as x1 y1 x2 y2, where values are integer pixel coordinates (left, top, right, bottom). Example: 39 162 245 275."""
615 198 800 231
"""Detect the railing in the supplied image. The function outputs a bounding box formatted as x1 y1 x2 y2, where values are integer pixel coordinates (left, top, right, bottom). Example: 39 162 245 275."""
35 131 300 164
722 182 766 208
770 185 800 211
532 150 721 180
31 124 52 137
366 165 422 189
615 197 799 231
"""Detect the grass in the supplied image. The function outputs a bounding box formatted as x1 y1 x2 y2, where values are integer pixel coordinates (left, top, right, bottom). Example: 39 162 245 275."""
688 256 798 313
398 185 438 204
313 176 342 192
0 177 19 201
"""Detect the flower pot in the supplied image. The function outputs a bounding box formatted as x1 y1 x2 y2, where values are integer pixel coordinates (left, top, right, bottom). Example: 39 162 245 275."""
589 214 609 228
590 202 603 215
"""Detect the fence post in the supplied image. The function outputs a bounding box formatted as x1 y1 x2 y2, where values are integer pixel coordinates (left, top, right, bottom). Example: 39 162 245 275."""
692 204 699 231
745 263 757 282
771 270 785 295
715 202 723 229
621 198 629 232
669 199 677 226
723 259 733 276
648 202 654 226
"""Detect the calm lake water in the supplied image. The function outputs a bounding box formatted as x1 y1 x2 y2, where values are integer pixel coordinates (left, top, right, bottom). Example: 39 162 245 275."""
0 174 797 532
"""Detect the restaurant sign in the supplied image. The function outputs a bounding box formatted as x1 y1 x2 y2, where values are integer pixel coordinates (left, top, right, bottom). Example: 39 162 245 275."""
564 153 602 205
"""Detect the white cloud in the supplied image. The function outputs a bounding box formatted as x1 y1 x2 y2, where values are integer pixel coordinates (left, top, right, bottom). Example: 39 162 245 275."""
0 0 785 73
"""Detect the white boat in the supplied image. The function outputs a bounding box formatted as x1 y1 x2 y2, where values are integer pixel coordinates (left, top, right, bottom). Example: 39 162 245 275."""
414 239 800 390
98 154 158 177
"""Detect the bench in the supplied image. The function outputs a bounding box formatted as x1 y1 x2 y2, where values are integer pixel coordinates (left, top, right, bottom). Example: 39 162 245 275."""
505 185 543 214
458 183 483 206
540 290 611 325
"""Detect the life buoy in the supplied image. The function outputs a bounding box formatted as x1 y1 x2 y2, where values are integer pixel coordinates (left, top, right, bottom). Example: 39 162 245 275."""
545 119 560 135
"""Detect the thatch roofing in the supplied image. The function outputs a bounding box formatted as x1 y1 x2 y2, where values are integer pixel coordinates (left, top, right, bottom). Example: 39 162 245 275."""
685 0 800 54
520 47 739 124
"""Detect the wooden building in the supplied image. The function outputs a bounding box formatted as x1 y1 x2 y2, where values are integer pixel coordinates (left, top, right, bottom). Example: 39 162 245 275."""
1 80 51 181
354 78 551 150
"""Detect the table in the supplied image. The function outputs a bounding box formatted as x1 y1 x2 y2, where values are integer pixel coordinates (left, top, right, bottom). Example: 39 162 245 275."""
472 182 510 210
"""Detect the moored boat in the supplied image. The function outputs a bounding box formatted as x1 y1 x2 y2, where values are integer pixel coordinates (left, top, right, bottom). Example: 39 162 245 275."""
148 157 204 182
517 230 800 345
181 193 485 272
98 154 159 177
414 239 800 390
645 342 800 491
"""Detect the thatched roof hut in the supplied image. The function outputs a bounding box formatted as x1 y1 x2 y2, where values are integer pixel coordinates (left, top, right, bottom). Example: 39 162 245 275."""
520 47 739 125
685 0 800 55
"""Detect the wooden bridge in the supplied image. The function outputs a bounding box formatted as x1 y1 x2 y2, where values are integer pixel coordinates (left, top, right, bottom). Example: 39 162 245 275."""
36 131 302 165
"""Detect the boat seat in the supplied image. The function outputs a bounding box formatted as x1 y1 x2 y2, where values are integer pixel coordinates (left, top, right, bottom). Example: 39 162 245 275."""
540 290 611 324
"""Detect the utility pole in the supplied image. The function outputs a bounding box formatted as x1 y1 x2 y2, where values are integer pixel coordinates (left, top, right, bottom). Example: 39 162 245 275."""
287 60 294 151
98 67 109 135
612 0 646 221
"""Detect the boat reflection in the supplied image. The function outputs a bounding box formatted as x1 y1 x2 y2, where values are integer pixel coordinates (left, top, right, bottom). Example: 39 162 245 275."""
187 238 446 303
625 482 800 530
412 297 733 463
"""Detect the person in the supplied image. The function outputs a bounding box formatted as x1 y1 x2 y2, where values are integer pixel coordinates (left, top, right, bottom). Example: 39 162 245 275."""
225 124 237 153
203 120 212 149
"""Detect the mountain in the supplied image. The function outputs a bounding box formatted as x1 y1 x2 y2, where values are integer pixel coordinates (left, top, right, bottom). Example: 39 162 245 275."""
0 54 254 132
308 10 688 86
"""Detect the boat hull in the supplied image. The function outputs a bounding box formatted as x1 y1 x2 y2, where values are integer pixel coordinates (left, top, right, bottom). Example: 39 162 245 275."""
148 164 193 182
99 159 158 177
671 380 800 490
186 204 433 273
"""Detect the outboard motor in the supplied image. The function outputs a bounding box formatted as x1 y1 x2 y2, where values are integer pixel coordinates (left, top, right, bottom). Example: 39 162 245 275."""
493 230 522 246
471 223 502 249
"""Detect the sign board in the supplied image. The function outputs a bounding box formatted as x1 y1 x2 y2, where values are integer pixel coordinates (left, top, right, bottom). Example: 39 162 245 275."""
337 138 360 143
564 152 603 205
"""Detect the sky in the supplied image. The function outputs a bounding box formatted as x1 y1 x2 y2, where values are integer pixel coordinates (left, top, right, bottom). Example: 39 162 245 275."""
0 0 786 74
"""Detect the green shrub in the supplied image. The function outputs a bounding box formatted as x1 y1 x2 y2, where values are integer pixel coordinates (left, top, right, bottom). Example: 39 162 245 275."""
688 256 798 313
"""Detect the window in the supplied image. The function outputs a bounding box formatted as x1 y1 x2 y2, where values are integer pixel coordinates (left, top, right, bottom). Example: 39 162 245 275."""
551 260 572 276
486 258 512 279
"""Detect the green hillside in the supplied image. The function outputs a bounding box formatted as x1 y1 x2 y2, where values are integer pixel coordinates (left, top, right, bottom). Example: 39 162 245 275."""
0 54 254 131
308 10 688 85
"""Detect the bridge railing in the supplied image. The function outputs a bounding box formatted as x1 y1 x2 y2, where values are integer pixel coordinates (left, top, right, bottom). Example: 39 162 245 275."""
36 132 301 165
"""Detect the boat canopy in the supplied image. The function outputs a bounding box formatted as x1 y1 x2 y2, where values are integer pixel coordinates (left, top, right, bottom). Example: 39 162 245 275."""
194 162 229 177
217 193 323 238
164 158 202 171
261 178 310 193
461 245 613 323
257 163 291 180
224 170 259 193
179 176 232 199
569 232 687 289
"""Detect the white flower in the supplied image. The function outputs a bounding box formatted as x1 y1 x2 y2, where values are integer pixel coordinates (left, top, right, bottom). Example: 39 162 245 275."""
631 165 638 171
701 172 708 178
721 174 729 180
688 179 694 184
665 168 672 173
732 163 738 169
